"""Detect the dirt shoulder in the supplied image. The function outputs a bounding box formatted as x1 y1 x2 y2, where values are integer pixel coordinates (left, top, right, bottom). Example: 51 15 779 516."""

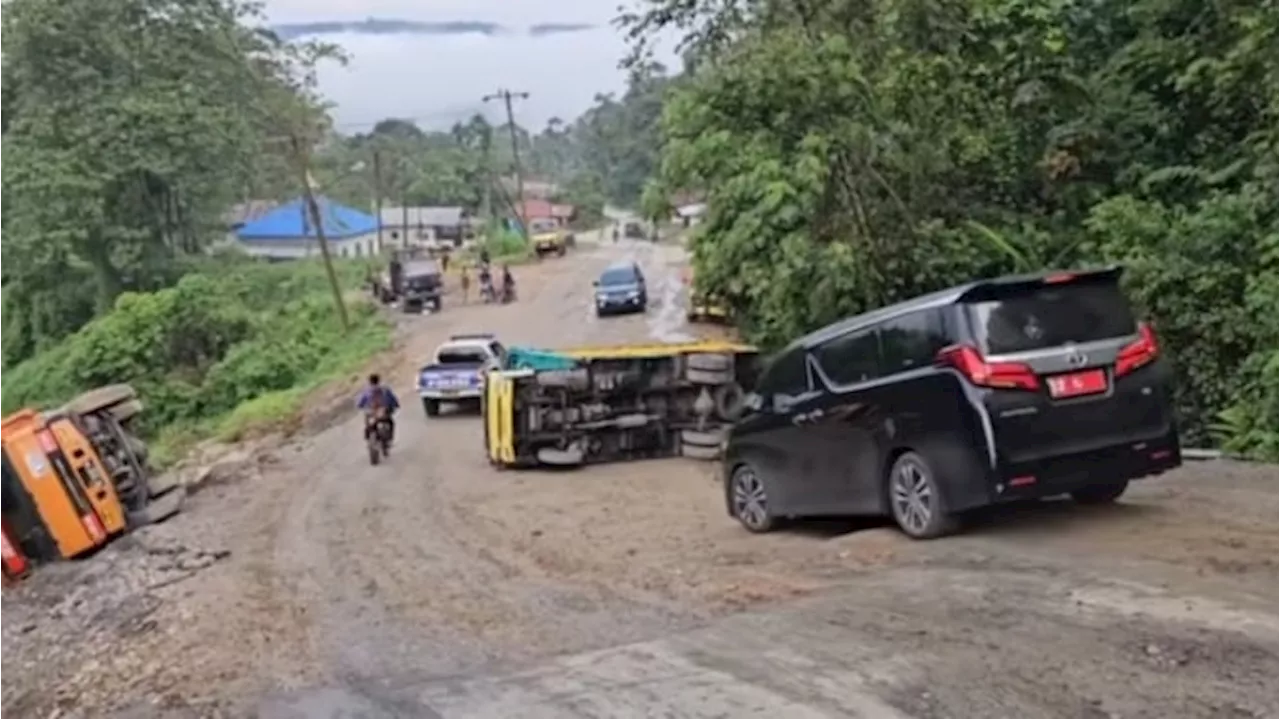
3 236 1276 719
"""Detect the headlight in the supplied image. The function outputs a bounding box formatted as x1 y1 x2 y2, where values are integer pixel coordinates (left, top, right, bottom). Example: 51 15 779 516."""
626 290 640 299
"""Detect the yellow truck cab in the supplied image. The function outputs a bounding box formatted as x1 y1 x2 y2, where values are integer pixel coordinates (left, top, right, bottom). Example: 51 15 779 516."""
682 267 731 324
484 340 760 468
529 218 570 258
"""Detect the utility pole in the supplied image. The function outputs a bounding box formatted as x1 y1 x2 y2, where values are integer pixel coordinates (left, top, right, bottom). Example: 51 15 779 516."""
401 191 409 251
290 132 351 332
484 88 530 241
372 148 384 253
480 126 493 226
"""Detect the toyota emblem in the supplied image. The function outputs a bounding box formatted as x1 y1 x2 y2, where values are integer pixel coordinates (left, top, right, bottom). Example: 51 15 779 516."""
1066 350 1088 367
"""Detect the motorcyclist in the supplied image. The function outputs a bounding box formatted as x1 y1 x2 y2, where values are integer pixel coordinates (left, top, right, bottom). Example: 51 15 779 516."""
356 373 400 444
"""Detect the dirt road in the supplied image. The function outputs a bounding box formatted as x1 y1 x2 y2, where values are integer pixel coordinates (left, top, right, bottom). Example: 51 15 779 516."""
2 235 1276 719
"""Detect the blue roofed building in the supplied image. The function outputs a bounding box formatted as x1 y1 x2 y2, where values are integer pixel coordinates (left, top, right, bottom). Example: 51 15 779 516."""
235 197 381 260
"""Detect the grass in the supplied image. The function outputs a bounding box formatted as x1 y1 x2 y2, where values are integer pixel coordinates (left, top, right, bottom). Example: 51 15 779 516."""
148 298 393 469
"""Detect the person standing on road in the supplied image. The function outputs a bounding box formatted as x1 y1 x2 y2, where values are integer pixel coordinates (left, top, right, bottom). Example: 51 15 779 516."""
460 265 471 304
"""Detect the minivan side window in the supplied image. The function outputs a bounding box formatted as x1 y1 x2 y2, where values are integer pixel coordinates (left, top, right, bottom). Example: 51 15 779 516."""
879 309 950 374
815 328 881 385
758 350 810 411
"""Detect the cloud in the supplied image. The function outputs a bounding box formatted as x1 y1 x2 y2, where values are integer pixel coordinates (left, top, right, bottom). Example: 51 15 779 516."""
269 17 599 41
528 23 597 37
270 19 506 40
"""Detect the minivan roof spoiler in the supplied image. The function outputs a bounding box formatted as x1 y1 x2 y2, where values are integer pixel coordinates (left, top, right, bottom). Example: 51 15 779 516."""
956 266 1125 303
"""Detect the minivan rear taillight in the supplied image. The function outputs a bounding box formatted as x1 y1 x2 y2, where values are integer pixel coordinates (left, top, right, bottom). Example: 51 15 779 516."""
1114 322 1159 377
936 345 1039 391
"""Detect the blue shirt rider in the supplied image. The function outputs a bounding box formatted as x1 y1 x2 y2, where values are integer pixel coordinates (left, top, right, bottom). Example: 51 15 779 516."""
356 374 400 441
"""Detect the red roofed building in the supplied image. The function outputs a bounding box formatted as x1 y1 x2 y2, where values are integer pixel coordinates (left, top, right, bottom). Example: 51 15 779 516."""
515 200 577 229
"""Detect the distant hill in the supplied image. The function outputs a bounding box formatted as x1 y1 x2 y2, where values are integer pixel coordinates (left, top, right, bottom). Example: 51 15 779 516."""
270 18 597 40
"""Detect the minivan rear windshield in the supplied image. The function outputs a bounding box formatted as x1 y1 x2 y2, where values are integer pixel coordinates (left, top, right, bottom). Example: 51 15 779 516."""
966 279 1137 355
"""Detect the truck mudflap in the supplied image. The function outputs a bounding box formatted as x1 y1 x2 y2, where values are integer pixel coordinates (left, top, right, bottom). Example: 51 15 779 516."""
484 341 759 469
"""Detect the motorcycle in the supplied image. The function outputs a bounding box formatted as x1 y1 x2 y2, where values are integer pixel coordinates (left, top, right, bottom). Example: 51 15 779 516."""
479 277 497 304
365 408 393 465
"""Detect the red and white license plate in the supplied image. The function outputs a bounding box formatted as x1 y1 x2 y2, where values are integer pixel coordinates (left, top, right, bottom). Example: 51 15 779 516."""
1046 369 1108 398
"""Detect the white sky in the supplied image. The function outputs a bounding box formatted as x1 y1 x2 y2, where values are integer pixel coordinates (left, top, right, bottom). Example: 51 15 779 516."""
260 0 676 132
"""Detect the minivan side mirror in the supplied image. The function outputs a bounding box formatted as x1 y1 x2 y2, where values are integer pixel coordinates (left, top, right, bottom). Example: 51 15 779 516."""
743 393 765 414
592 280 599 287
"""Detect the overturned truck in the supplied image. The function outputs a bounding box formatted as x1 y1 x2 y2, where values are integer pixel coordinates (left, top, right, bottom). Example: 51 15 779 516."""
483 341 760 468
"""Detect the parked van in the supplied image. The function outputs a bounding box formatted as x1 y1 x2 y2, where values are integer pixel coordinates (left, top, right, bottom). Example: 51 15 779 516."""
723 267 1181 539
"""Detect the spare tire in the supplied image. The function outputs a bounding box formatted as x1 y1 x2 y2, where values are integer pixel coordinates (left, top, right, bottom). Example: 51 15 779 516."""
66 384 137 416
714 384 747 421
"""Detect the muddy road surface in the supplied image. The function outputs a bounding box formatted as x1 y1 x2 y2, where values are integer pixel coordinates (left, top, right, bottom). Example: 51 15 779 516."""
3 236 1277 719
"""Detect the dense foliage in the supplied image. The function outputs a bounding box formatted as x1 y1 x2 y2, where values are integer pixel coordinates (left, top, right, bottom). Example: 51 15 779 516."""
2 258 390 456
627 0 1277 455
0 0 341 366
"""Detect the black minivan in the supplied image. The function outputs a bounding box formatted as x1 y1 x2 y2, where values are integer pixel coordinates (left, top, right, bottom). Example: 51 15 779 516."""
723 267 1182 539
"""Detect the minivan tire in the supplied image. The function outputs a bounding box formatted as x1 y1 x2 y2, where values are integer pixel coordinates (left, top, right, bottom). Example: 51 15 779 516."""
728 462 776 533
1071 480 1129 505
887 451 958 540
423 398 440 417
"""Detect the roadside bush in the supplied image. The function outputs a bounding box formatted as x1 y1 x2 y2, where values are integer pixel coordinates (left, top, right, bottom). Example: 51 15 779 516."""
1 258 391 454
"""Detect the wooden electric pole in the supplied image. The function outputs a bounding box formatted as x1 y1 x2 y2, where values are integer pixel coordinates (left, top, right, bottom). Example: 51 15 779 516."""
290 132 351 332
372 148 384 253
483 89 530 241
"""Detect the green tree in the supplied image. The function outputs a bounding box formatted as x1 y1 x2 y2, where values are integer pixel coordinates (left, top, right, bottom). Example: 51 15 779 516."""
624 0 1278 453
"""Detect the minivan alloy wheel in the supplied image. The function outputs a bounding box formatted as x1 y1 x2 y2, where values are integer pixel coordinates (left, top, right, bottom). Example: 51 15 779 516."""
891 459 935 535
731 466 772 532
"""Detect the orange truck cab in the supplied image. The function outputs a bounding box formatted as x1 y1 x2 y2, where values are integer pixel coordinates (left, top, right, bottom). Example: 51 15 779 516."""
1 410 129 562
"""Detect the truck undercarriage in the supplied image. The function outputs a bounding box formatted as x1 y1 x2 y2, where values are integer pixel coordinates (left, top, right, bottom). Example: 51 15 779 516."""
485 342 760 468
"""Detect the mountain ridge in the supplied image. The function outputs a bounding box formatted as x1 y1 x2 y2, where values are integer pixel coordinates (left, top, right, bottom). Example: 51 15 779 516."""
269 18 598 40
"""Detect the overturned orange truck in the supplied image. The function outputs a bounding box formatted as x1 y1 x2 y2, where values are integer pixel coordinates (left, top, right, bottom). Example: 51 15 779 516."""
1 385 183 582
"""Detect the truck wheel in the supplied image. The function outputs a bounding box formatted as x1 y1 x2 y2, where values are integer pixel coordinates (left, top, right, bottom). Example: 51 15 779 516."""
129 486 185 528
423 398 440 417
110 398 144 423
537 446 584 467
687 353 732 372
680 428 725 448
686 367 733 385
66 384 137 415
680 443 722 461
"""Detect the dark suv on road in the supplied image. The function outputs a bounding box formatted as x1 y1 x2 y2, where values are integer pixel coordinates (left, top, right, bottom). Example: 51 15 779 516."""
594 262 648 316
723 267 1182 539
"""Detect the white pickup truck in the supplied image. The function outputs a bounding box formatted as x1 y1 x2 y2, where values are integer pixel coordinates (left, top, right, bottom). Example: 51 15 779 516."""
415 334 507 417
